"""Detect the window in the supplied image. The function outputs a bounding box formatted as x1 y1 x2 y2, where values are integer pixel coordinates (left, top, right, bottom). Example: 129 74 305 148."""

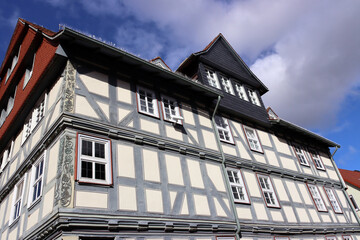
24 53 36 88
342 236 353 240
136 86 159 118
0 109 6 128
220 75 234 95
215 116 234 144
235 83 249 101
5 46 21 84
309 149 325 170
161 95 183 124
227 168 250 203
257 174 280 208
248 89 261 106
324 187 342 213
0 87 17 128
0 141 13 173
28 156 45 206
205 68 220 89
326 237 337 240
77 134 112 185
243 126 263 153
10 176 26 224
292 144 309 166
308 184 327 212
22 94 46 144
349 195 359 211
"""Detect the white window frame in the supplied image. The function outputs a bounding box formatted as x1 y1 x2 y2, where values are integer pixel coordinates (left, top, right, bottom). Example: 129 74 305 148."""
324 187 342 213
326 237 337 240
28 155 45 208
307 184 327 212
23 53 36 89
215 116 234 144
243 125 263 153
5 46 21 84
227 168 250 204
292 144 309 166
308 149 325 170
136 86 159 118
77 134 112 185
235 83 249 101
10 174 27 225
220 75 235 95
248 89 261 106
349 195 359 211
205 68 221 89
342 236 353 240
161 95 183 124
257 174 280 208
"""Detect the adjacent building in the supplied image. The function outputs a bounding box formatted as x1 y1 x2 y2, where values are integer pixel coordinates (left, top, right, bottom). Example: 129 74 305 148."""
339 169 360 216
0 18 359 240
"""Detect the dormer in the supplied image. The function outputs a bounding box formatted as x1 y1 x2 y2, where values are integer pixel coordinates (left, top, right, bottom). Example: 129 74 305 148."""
5 45 21 84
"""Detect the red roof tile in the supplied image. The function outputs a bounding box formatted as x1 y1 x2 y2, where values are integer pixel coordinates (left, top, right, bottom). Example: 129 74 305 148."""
339 169 360 189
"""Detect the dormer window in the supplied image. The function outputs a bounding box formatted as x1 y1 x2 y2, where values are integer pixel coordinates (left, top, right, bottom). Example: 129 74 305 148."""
24 53 36 88
220 75 234 95
235 84 249 101
5 46 21 84
248 89 261 106
205 68 220 89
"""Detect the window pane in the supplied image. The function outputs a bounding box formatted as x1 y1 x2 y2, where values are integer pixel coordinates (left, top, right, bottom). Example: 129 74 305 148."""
95 142 105 158
82 140 92 156
95 163 106 180
81 161 93 178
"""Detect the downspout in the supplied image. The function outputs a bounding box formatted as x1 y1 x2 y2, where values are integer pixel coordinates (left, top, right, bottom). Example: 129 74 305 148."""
330 146 360 224
211 95 242 240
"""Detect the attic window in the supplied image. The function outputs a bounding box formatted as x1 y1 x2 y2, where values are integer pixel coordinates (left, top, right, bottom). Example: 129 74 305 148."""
235 84 248 101
220 75 235 95
248 89 261 106
24 53 36 88
205 68 220 89
5 45 21 84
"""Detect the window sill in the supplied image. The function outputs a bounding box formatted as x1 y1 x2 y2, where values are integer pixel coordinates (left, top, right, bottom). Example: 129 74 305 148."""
9 217 20 228
28 196 42 211
220 139 235 146
77 180 113 188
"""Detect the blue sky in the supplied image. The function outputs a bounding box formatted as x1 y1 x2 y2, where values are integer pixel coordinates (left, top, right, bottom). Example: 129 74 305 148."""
1 0 360 170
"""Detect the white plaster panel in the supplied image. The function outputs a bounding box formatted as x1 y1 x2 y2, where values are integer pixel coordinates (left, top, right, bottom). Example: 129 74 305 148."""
283 206 297 222
222 144 237 156
12 131 22 158
202 130 218 150
119 185 137 211
140 118 160 135
198 111 212 128
236 205 252 220
254 154 266 163
169 191 177 209
253 202 268 220
187 159 204 189
214 197 227 217
193 194 210 215
297 183 313 205
205 163 226 192
117 144 135 178
80 71 109 97
0 199 5 227
320 213 331 222
302 167 313 175
76 191 108 209
280 156 297 171
243 170 261 197
30 122 42 150
337 214 346 223
5 191 13 225
145 189 163 213
272 135 291 155
1 229 8 240
165 125 183 141
285 180 301 203
118 108 131 123
308 208 321 222
320 152 333 167
26 208 39 230
335 189 348 207
257 130 272 147
273 178 289 201
96 101 109 120
165 154 184 185
295 208 310 222
236 140 251 160
270 209 284 221
327 169 339 181
47 76 62 110
47 100 61 127
8 223 18 239
75 95 99 119
187 128 198 144
143 149 160 182
47 140 60 184
180 194 189 215
182 104 195 125
329 209 337 222
265 149 279 167
319 170 328 178
9 158 17 178
42 187 55 218
117 79 132 104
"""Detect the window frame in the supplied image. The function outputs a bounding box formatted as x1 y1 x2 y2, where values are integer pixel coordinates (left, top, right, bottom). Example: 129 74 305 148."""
28 154 45 208
235 83 249 101
205 68 221 89
10 174 27 225
307 183 328 212
342 235 353 240
308 148 326 171
226 168 250 204
160 95 183 124
248 89 261 106
292 144 310 167
220 75 235 95
215 116 235 144
243 125 263 153
76 133 113 186
256 174 280 208
136 86 160 118
324 187 343 213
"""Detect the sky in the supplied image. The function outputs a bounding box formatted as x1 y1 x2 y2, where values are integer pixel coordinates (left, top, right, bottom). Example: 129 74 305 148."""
0 0 359 170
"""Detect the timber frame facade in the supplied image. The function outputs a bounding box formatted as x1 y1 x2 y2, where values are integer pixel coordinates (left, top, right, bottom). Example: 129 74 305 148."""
0 18 359 240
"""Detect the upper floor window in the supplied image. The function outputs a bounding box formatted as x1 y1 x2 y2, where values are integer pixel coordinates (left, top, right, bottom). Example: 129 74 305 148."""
77 134 112 185
308 149 325 170
5 46 21 84
205 68 221 89
28 156 45 207
227 168 250 204
24 53 36 88
248 89 261 106
349 195 359 211
243 125 263 153
0 87 17 128
292 144 309 166
0 141 13 173
343 236 353 240
308 184 327 212
324 187 342 213
215 116 234 144
10 175 26 224
137 86 159 118
235 83 249 101
161 95 183 124
22 94 46 144
257 174 280 208
220 75 234 95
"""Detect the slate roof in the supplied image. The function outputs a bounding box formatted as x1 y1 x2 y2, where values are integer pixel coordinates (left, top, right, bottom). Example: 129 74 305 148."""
339 169 360 189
